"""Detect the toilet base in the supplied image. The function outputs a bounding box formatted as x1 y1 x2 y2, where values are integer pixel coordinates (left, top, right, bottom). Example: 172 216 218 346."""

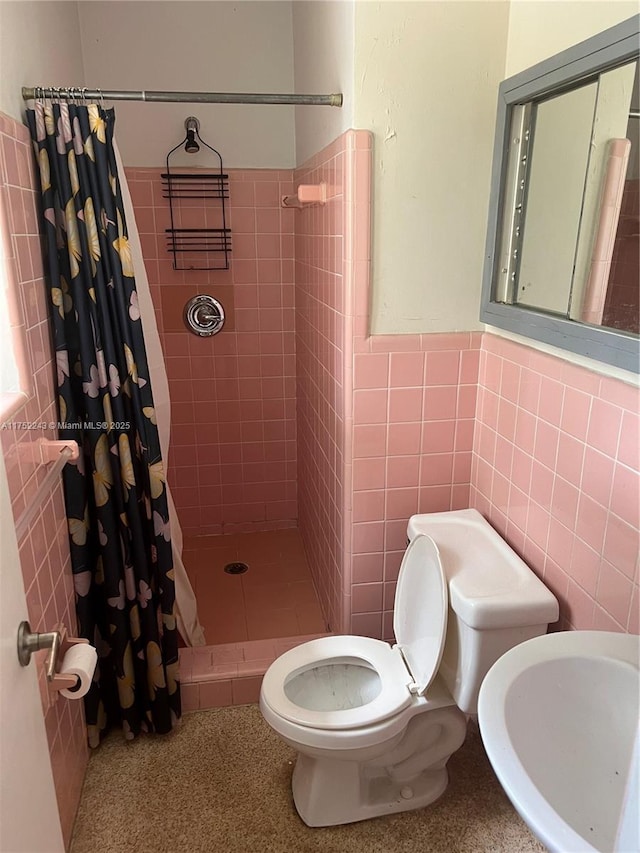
290 706 467 827
293 755 450 827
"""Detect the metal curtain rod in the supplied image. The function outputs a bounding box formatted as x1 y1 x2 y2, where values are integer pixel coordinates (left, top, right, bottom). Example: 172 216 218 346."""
22 87 343 107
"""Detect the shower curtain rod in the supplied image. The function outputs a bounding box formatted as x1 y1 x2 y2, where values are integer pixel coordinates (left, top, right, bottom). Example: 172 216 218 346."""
22 87 343 107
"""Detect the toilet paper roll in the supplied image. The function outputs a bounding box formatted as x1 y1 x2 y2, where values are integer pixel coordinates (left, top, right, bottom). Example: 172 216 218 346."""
58 644 98 700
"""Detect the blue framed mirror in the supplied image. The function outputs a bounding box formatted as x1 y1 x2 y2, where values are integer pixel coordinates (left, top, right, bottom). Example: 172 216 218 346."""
480 16 640 373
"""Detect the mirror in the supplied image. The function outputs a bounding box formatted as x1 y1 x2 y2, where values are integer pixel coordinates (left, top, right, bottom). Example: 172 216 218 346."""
481 16 640 373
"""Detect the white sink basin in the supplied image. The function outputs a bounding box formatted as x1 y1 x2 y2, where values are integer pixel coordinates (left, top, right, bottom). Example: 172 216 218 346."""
478 631 640 853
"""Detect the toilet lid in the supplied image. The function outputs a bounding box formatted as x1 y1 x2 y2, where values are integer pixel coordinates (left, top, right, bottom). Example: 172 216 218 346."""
393 534 448 696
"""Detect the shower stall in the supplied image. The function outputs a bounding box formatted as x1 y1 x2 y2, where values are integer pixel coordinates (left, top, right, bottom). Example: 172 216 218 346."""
120 113 373 696
23 65 376 706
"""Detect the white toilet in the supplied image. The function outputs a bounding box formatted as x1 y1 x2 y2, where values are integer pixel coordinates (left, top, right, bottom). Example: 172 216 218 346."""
259 509 559 827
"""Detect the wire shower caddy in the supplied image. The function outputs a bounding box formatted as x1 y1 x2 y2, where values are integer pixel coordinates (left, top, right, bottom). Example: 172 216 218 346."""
162 118 231 270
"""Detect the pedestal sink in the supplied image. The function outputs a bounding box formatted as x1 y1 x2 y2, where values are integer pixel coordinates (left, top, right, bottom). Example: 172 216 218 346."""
478 631 639 853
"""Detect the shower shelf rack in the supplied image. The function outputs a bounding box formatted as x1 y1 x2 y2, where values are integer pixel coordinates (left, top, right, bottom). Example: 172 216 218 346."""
161 172 232 270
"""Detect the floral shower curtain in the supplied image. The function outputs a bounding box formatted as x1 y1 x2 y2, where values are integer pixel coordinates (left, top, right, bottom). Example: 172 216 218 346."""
27 101 180 745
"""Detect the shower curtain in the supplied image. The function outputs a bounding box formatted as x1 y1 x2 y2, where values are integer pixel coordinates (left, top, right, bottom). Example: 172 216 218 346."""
27 100 202 745
115 144 205 651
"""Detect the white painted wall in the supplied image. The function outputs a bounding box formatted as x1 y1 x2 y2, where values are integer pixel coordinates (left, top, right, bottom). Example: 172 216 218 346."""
505 1 639 77
0 1 85 121
78 1 296 168
354 1 510 334
3 1 636 336
518 82 598 315
292 1 355 166
357 0 638 335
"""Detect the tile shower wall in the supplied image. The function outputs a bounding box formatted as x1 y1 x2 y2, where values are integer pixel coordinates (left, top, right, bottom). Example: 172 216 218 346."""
294 130 370 634
294 131 482 641
126 168 297 535
295 135 343 633
471 333 639 633
0 111 88 850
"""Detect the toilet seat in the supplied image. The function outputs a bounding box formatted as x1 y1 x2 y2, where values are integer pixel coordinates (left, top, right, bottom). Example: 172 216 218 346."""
261 534 449 733
260 635 414 729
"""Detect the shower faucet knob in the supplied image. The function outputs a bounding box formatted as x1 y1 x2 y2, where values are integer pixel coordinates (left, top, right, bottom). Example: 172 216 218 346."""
184 294 225 337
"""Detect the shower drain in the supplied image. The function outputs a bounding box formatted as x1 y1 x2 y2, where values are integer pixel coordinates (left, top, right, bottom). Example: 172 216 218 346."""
224 562 249 575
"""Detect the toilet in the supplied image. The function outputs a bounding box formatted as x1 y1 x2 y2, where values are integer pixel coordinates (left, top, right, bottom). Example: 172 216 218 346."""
259 509 559 827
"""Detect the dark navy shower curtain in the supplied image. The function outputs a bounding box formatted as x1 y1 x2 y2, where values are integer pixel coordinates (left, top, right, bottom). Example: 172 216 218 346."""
27 101 180 745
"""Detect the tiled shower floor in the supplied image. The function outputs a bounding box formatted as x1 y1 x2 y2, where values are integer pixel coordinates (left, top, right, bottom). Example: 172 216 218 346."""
182 528 327 645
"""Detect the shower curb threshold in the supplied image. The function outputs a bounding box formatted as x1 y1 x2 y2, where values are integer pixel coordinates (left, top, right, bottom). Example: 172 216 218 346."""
179 632 332 712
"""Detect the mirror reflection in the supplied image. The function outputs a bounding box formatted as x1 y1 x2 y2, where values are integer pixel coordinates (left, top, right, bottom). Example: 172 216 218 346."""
497 58 639 336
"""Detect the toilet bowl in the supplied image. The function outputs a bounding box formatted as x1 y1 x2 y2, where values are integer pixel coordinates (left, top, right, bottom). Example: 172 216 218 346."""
259 509 559 827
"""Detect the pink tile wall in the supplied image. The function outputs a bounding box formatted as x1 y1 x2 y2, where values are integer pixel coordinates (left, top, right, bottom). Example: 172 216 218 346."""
294 130 371 634
0 110 88 850
471 333 639 633
178 633 327 712
294 132 481 641
603 179 639 334
132 134 638 648
351 333 481 641
126 168 297 535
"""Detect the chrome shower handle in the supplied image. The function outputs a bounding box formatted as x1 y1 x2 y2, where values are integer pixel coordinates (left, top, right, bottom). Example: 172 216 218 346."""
194 304 216 324
184 294 225 337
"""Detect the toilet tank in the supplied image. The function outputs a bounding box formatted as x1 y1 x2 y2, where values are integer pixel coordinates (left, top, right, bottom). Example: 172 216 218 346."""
407 509 559 714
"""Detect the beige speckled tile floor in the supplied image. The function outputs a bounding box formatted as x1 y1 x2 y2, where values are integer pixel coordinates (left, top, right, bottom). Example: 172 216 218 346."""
70 705 546 853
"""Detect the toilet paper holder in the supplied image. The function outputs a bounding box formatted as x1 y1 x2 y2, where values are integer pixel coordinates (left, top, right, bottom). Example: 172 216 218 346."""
17 621 89 692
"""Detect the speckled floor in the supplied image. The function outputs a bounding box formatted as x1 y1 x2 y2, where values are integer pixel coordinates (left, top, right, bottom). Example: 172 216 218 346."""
70 705 546 853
